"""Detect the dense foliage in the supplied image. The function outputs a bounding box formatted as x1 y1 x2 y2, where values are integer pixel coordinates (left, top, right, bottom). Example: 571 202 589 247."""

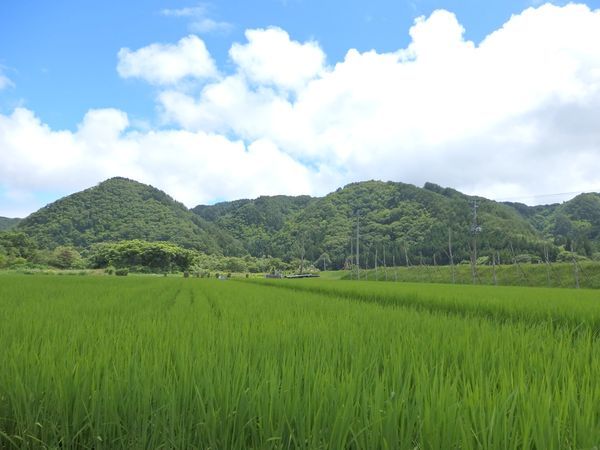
0 217 20 231
6 177 600 273
509 192 600 257
1 276 598 448
0 230 85 270
17 177 244 255
195 181 555 269
192 195 314 256
89 240 197 273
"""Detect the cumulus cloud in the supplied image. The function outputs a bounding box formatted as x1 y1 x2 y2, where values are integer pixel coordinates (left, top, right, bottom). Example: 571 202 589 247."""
3 3 600 217
230 27 326 91
158 3 600 201
0 107 315 216
117 35 217 85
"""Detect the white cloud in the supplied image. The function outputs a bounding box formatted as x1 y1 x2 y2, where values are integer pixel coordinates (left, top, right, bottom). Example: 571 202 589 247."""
0 67 13 90
117 35 218 85
161 5 233 34
0 107 315 216
161 5 206 17
230 27 326 91
158 3 600 202
3 3 600 217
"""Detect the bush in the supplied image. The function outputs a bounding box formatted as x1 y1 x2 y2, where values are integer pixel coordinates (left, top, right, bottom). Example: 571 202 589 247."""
557 250 588 263
514 254 541 264
476 256 490 265
105 266 115 275
183 271 190 278
115 268 129 276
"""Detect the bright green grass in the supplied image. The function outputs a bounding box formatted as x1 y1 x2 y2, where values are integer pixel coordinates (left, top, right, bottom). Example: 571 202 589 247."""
340 261 600 289
0 275 599 449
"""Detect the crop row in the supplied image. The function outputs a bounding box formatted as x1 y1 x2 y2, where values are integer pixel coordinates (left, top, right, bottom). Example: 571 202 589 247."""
251 278 600 334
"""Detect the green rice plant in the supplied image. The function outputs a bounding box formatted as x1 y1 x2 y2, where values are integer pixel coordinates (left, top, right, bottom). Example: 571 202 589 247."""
251 278 600 334
0 275 598 449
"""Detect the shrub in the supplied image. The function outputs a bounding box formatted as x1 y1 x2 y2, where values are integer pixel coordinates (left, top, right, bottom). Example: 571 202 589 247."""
115 268 129 276
557 250 588 263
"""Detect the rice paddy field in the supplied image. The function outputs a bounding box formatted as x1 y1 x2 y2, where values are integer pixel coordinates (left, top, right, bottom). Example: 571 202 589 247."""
0 275 599 449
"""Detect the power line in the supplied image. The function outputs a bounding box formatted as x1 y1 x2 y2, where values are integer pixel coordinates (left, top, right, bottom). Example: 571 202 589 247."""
494 189 600 203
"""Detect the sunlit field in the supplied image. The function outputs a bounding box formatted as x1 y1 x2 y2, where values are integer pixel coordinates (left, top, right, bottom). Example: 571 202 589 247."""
1 275 599 449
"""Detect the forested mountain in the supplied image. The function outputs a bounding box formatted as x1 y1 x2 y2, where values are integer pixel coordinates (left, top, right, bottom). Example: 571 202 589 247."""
17 177 244 254
0 217 21 231
5 177 600 270
194 181 555 269
507 193 600 257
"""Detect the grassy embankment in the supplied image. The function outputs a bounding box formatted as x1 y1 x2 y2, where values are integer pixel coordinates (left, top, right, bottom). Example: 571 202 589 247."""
339 261 600 288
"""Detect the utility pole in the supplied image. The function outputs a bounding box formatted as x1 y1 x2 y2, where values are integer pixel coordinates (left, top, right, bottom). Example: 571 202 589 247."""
571 241 580 289
470 200 482 284
448 228 455 284
356 213 360 281
544 244 551 287
383 245 387 281
350 237 354 280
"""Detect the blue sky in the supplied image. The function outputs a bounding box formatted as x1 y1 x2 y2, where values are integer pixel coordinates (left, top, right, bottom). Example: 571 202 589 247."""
1 0 600 217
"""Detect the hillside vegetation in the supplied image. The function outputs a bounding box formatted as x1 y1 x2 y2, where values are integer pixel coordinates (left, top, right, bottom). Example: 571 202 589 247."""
194 181 554 268
17 177 244 255
0 217 20 231
3 177 600 274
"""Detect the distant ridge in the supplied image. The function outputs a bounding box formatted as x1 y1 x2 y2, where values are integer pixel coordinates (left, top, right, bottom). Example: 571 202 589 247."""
8 177 600 268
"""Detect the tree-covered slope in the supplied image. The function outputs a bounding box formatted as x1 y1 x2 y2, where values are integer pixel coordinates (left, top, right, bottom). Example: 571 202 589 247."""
13 177 599 268
192 195 315 256
17 177 244 254
508 193 600 257
195 180 549 268
0 217 21 231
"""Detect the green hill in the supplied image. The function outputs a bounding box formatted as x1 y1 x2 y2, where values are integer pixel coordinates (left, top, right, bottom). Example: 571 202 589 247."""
507 193 600 258
194 180 552 269
17 177 244 254
11 178 600 269
0 217 21 231
192 195 315 256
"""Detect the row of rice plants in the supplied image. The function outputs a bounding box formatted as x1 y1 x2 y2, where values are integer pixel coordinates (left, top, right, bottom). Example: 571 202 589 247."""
0 275 599 449
251 278 600 333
